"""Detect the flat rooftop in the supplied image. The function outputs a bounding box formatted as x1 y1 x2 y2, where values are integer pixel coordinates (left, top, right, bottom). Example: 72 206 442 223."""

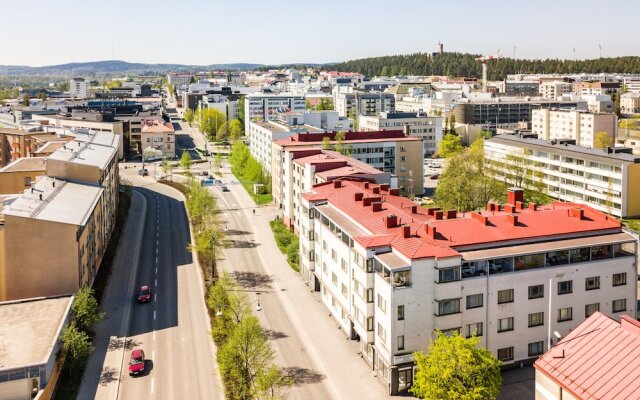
0 296 73 371
2 176 103 226
0 157 47 173
47 130 119 170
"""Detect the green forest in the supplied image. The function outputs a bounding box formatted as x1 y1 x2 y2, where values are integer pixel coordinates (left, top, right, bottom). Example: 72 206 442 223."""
329 52 640 80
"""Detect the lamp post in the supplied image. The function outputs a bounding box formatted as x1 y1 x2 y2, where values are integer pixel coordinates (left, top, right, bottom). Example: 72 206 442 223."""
211 234 217 282
215 300 262 323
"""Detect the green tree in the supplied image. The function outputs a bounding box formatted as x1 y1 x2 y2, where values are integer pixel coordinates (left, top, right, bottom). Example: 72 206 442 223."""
411 332 502 400
200 108 226 141
229 119 243 141
594 131 614 150
180 150 192 175
438 133 463 158
237 95 246 131
321 136 331 150
335 131 346 154
184 108 195 126
216 121 229 141
22 93 30 107
161 157 170 175
61 322 94 369
257 367 294 400
218 315 276 400
449 114 456 133
214 152 223 173
72 287 104 332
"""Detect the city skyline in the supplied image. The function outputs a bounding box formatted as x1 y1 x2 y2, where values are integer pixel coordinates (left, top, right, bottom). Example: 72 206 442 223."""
2 0 639 67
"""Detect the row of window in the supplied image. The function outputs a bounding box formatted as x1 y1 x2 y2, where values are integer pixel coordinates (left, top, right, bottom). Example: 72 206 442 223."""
497 341 545 361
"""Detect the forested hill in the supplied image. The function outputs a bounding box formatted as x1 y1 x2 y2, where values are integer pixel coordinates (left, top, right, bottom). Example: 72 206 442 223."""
329 52 640 79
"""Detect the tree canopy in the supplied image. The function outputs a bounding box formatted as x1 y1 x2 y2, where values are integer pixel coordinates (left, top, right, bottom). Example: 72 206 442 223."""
72 287 104 332
438 134 464 158
411 332 502 400
229 119 243 141
199 108 226 141
594 131 614 149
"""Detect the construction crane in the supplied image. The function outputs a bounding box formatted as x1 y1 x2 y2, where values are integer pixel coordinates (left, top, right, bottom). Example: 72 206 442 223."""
475 54 502 93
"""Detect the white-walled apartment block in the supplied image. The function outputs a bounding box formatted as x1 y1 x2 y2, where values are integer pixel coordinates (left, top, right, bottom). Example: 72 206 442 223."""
531 109 617 149
621 92 640 115
244 93 306 124
358 112 443 157
485 134 640 218
334 91 395 117
539 81 573 99
69 78 87 99
299 182 637 395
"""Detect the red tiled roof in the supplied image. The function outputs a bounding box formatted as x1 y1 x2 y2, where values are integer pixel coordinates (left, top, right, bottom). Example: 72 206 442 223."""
303 180 622 260
273 130 418 147
534 312 640 400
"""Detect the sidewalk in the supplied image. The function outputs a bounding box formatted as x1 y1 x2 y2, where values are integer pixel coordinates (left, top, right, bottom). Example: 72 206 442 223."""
77 190 147 400
218 165 401 399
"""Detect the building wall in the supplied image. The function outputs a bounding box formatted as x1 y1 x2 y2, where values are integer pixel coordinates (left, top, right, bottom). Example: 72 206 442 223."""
627 164 640 217
359 115 443 157
0 170 46 195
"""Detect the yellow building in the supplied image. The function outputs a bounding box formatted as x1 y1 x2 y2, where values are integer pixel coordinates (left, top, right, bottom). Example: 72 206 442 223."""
0 157 47 195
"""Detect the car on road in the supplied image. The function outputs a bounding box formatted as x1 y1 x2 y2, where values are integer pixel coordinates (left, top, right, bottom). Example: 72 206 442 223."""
214 179 222 185
221 185 229 192
430 174 440 180
137 285 151 303
200 170 209 176
138 168 149 176
128 349 146 376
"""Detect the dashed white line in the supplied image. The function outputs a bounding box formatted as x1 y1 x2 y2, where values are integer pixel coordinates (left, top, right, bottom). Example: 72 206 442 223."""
155 278 157 286
153 310 156 320
151 377 155 393
155 256 158 263
155 267 158 274
153 330 156 341
154 293 157 302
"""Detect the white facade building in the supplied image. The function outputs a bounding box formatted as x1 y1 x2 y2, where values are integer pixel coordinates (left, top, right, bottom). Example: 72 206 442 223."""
621 92 640 115
539 81 573 100
334 91 395 117
531 109 617 149
244 93 306 123
69 78 87 99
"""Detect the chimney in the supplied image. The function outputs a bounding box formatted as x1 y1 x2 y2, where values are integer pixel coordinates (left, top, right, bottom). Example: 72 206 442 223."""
354 192 363 201
39 193 43 201
471 212 488 225
384 214 398 228
426 223 437 239
427 207 441 216
505 204 516 213
363 197 373 207
487 202 495 212
333 180 342 189
402 225 411 238
507 214 518 226
515 201 524 210
389 188 400 196
528 203 538 211
372 186 380 194
507 187 524 206
445 210 457 219
411 205 418 214
434 211 443 220
372 202 383 212
364 182 370 189
570 207 584 220
380 184 390 192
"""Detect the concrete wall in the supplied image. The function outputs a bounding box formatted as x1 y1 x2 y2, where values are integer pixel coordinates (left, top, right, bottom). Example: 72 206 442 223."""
46 159 101 185
0 170 46 194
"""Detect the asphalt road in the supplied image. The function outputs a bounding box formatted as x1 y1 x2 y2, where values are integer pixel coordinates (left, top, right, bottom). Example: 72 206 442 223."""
99 167 222 400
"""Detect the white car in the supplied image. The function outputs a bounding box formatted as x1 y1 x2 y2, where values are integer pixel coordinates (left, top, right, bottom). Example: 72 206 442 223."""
155 173 167 180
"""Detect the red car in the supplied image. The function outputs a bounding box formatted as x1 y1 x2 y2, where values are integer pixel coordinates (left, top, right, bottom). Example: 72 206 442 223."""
137 286 151 303
128 348 145 376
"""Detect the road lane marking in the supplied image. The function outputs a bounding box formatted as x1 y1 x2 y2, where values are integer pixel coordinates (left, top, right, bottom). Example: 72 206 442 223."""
155 256 158 263
154 293 157 301
155 278 157 286
153 330 156 341
155 267 158 274
153 310 156 320
151 377 155 393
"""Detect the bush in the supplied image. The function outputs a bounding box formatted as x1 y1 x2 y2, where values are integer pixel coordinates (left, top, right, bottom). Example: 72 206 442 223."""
269 219 299 272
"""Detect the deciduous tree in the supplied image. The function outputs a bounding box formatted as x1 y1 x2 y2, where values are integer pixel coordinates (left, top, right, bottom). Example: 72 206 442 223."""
594 131 613 150
229 119 243 141
437 133 463 158
180 150 192 175
184 108 195 125
72 287 104 332
61 322 94 370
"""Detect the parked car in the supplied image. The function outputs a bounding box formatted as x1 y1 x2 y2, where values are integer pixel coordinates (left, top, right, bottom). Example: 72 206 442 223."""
137 286 151 303
200 170 209 176
221 185 230 192
128 349 145 376
430 174 440 180
138 168 149 176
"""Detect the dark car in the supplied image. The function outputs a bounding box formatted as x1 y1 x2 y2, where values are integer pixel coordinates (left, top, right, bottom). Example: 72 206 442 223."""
138 168 149 176
200 170 209 176
221 185 229 192
137 286 151 303
128 348 145 376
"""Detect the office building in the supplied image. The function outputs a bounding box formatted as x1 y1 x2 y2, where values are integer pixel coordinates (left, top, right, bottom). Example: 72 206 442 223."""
69 78 87 99
531 109 617 148
335 91 395 117
621 92 640 115
539 81 573 99
452 98 586 126
244 93 306 123
299 182 636 394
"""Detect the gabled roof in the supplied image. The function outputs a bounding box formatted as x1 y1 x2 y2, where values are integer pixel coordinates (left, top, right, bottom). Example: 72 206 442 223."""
534 312 640 400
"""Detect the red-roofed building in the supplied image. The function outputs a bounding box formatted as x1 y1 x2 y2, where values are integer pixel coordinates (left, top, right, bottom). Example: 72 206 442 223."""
534 312 640 400
298 180 638 395
140 119 175 159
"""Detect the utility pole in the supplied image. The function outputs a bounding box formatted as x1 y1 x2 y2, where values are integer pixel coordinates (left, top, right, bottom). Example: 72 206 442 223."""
599 44 602 59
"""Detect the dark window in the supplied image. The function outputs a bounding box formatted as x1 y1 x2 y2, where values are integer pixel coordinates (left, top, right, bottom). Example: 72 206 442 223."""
558 307 573 322
613 299 627 313
397 305 404 321
437 299 460 316
528 284 544 299
514 253 545 270
438 267 460 283
558 280 573 295
546 250 569 266
528 341 544 356
498 317 514 332
570 247 590 263
528 312 544 327
585 303 599 317
466 294 483 309
497 347 514 361
613 272 627 286
498 289 514 304
591 245 612 260
585 276 600 290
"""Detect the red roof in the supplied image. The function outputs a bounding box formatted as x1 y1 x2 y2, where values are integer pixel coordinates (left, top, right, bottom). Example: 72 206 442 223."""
273 130 419 147
534 312 640 400
303 180 622 260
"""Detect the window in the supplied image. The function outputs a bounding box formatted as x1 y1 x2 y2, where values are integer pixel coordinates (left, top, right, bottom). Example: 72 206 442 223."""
557 280 573 295
570 247 590 263
613 272 627 286
331 249 337 262
528 284 544 299
466 322 483 338
397 335 405 351
377 323 386 342
528 341 544 357
585 303 600 317
366 317 374 331
441 327 461 337
438 267 460 283
466 294 483 309
585 276 600 290
528 312 544 327
437 299 460 316
498 317 514 333
24 177 31 186
591 245 612 260
498 289 514 304
397 305 405 321
613 299 627 313
514 253 545 270
366 289 374 303
497 347 514 361
341 258 347 272
377 294 386 313
558 307 573 322
341 283 347 298
322 240 327 252
393 270 411 287
331 273 337 286
546 250 568 266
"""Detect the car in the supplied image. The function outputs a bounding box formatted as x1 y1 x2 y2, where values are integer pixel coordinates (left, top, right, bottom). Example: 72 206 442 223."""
137 285 151 303
155 172 166 180
200 170 209 176
430 174 440 180
214 179 222 185
128 349 145 376
221 185 229 192
138 168 149 176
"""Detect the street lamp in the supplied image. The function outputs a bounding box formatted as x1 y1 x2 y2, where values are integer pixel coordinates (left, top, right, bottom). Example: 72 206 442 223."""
215 300 262 323
199 229 217 282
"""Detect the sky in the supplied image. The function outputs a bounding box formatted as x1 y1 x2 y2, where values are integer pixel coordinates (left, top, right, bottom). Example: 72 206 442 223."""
1 0 639 67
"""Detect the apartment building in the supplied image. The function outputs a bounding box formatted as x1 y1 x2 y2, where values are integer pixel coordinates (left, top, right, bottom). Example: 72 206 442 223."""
358 112 443 157
0 128 71 167
0 131 120 300
272 131 424 198
534 312 640 400
335 91 395 117
299 182 637 394
621 92 640 115
539 81 573 99
69 78 87 99
0 157 47 194
485 134 640 218
574 81 621 100
197 94 239 122
275 148 391 231
452 98 586 126
140 120 176 159
244 93 306 123
166 73 193 86
531 109 617 148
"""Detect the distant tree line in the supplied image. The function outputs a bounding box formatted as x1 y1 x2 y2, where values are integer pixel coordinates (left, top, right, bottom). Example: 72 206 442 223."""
328 52 640 80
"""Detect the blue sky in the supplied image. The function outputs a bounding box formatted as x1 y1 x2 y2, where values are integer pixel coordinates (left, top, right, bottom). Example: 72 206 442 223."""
2 0 638 66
